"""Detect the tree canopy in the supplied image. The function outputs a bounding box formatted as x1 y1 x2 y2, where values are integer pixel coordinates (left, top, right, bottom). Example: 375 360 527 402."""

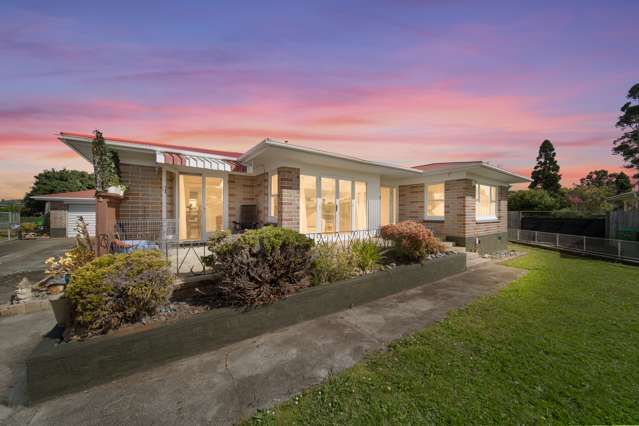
23 168 95 214
577 169 632 195
612 83 639 179
529 139 561 194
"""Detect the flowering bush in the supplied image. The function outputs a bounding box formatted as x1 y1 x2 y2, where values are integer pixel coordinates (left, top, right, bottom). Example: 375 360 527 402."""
380 221 446 262
45 247 95 279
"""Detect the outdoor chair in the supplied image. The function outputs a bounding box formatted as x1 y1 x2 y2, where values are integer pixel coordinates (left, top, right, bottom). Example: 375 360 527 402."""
232 204 259 233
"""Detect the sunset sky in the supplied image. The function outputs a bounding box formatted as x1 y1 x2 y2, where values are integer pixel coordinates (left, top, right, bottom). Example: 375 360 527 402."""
1 0 637 199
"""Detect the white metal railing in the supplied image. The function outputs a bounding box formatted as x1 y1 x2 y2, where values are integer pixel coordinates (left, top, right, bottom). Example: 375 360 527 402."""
304 229 391 249
509 229 639 263
0 211 20 240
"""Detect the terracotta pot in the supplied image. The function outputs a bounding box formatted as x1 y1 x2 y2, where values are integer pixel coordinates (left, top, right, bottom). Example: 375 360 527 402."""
49 295 71 326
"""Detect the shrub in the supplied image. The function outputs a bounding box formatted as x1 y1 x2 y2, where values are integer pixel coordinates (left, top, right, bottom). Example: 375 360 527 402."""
351 240 384 274
380 221 446 263
65 250 174 337
202 227 314 306
20 222 38 233
311 243 357 285
45 246 95 279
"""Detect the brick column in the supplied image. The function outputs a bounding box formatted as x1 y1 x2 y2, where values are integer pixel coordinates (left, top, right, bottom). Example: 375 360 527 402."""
398 184 425 222
444 179 474 244
95 192 123 256
277 167 300 230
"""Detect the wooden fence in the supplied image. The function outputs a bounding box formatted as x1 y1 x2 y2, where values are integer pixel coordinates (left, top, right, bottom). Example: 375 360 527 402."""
608 210 639 240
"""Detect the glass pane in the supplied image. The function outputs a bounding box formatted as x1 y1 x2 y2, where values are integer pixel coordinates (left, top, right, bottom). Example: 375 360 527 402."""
380 186 391 226
300 175 317 233
478 184 492 217
427 183 445 217
339 180 352 232
355 181 367 230
205 177 224 233
270 173 278 219
179 175 202 240
321 177 336 233
391 188 397 224
490 186 497 217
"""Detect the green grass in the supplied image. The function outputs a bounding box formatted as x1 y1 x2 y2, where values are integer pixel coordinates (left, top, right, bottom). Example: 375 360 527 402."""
245 245 639 425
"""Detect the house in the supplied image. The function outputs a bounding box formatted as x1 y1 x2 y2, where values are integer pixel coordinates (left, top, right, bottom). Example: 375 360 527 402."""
608 185 639 212
31 190 96 238
57 132 528 254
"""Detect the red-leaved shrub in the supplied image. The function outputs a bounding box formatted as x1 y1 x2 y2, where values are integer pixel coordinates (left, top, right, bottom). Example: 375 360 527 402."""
380 221 446 262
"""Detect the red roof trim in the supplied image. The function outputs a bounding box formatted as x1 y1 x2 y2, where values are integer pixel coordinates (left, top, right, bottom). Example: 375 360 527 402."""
59 131 244 158
33 190 96 199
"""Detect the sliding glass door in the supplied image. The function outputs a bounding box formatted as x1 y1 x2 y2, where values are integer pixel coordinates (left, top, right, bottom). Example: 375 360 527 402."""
179 174 225 241
339 180 352 232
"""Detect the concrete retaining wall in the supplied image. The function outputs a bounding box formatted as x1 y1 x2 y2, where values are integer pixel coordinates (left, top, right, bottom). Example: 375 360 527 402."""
26 252 466 403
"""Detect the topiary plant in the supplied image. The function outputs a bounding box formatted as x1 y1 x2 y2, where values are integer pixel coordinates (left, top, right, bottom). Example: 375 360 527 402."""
202 227 314 306
65 250 174 337
91 130 122 192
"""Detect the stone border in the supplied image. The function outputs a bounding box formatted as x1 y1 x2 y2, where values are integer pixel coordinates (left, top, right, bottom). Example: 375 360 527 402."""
26 252 466 403
0 299 51 317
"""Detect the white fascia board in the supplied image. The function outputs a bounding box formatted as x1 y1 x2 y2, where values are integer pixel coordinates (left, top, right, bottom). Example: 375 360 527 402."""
240 139 422 176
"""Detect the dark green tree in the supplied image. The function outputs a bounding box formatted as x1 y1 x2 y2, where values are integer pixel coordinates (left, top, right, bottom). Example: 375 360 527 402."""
612 171 632 194
613 83 639 179
529 139 561 193
23 169 95 214
508 189 563 211
91 130 121 192
577 169 632 195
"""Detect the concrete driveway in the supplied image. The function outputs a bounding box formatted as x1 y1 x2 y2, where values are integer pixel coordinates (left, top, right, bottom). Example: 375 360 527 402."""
0 239 74 303
0 261 525 425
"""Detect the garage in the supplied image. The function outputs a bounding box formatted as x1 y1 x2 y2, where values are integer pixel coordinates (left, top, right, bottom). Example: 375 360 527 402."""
31 190 96 238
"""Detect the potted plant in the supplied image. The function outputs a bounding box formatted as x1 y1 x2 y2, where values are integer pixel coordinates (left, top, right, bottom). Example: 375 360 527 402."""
92 130 125 195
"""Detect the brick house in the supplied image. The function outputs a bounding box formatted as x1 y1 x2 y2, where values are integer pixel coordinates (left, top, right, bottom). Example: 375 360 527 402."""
58 132 528 254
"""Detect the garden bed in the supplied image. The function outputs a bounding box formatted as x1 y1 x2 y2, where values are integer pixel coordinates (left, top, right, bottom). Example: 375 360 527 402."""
26 252 466 403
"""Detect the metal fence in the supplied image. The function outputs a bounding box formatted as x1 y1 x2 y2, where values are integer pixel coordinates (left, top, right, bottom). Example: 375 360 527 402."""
107 221 389 275
0 211 20 240
509 229 639 263
305 228 390 249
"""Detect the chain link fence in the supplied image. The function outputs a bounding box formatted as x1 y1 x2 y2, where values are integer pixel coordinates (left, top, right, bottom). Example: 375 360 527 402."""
509 229 639 263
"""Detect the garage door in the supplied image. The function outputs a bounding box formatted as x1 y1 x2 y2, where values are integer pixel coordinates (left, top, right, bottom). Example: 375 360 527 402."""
67 203 96 237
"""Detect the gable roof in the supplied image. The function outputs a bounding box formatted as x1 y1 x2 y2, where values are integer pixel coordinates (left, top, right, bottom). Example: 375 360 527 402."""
31 190 96 201
413 161 530 183
59 132 243 159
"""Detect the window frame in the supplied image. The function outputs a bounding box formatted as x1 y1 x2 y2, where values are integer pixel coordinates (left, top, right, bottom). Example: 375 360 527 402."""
475 183 498 222
269 172 278 219
424 182 445 221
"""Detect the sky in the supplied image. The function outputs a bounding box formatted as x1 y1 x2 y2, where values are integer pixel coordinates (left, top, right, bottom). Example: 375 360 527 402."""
1 0 637 199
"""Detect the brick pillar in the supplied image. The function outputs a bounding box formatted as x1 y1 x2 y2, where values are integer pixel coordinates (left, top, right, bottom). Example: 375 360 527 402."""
95 192 123 256
277 167 300 230
398 184 425 222
444 179 474 244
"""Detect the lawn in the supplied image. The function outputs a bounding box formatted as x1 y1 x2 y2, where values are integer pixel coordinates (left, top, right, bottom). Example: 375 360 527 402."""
246 245 639 425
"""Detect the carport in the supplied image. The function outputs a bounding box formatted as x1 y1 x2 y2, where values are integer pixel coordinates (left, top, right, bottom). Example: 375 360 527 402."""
31 190 96 238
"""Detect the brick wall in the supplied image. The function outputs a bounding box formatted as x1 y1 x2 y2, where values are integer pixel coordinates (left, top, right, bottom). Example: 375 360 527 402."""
254 173 268 224
398 184 424 222
396 179 508 249
228 174 259 226
119 164 164 220
277 167 300 230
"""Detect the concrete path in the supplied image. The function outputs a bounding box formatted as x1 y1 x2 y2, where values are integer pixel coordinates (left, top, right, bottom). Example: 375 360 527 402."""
0 239 74 303
1 261 525 425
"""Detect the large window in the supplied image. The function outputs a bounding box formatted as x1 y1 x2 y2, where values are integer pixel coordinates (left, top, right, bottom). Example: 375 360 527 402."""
299 176 367 233
205 177 224 233
426 183 445 219
179 175 203 240
300 175 317 233
476 184 497 220
270 173 278 219
380 186 396 226
355 181 367 230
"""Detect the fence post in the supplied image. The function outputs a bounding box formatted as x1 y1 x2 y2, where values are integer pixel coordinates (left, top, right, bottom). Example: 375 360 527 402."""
618 240 622 258
583 235 586 251
556 233 559 247
517 229 520 241
534 231 538 243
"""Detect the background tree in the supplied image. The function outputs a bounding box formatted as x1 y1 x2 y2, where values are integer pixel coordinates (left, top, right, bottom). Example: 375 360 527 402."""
23 169 95 214
529 139 561 193
577 169 632 195
508 189 563 211
612 83 639 179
